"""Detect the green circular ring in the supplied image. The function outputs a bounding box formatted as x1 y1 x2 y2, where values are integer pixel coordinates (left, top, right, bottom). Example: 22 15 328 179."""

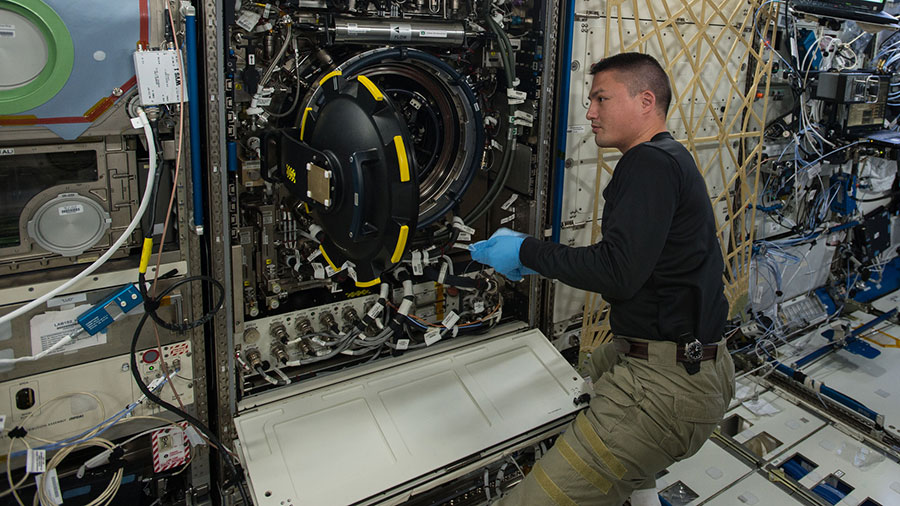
0 0 74 115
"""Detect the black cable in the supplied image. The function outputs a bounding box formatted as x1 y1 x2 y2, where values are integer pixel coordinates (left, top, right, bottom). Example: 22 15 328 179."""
130 275 250 504
138 272 225 332
849 192 897 203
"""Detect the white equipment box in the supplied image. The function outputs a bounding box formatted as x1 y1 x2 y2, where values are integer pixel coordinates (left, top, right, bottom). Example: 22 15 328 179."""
234 325 586 505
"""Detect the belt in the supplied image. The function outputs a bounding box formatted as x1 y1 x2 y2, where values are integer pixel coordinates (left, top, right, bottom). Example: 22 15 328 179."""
622 339 718 363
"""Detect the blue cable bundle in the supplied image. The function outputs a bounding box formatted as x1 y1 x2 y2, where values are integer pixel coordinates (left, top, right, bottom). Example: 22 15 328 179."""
781 459 811 480
812 482 845 505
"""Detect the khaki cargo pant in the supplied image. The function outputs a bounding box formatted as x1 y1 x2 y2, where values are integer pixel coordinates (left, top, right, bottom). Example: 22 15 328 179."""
499 337 735 506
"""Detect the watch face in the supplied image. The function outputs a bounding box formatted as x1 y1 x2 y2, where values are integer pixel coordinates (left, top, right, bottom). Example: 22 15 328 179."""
686 340 703 361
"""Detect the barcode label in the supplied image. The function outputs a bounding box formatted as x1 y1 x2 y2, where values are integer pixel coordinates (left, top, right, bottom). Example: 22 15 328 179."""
35 469 62 505
58 204 84 216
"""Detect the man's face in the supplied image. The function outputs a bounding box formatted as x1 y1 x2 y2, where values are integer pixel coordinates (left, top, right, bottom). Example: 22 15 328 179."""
585 70 644 152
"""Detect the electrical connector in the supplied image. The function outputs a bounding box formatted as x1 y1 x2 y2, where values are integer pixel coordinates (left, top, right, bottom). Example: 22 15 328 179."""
77 284 144 336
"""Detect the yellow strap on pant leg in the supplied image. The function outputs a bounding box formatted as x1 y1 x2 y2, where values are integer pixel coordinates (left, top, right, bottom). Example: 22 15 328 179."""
557 437 613 493
576 413 627 479
532 463 578 506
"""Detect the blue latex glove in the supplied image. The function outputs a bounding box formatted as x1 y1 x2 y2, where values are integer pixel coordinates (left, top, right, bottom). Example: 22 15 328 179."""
489 229 538 277
469 234 537 281
491 227 528 239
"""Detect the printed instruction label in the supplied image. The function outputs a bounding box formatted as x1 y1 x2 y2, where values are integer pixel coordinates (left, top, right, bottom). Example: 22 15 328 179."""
0 24 14 38
395 339 410 350
30 304 107 357
152 424 191 472
26 449 46 473
58 204 84 216
419 30 447 38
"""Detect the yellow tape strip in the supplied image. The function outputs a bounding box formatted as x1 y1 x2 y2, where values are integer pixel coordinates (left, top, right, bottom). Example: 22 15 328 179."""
557 437 612 493
318 70 342 87
356 75 384 101
138 238 154 274
355 277 381 288
300 107 312 141
393 135 410 182
319 245 340 272
576 413 627 479
532 463 578 506
391 225 409 264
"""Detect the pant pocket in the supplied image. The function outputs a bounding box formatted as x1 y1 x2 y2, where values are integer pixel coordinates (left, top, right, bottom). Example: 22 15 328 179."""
674 392 726 458
590 363 645 433
674 393 726 424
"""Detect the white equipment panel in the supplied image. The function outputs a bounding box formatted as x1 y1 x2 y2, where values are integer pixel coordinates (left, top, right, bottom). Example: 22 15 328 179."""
233 328 585 506
0 341 193 447
769 425 900 506
725 389 828 463
705 471 806 505
796 311 900 438
655 439 753 505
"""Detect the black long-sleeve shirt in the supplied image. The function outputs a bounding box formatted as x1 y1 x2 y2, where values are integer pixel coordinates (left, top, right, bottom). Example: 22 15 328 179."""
520 132 728 343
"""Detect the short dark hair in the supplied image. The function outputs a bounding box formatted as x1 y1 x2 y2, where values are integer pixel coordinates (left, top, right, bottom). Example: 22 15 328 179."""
590 53 671 116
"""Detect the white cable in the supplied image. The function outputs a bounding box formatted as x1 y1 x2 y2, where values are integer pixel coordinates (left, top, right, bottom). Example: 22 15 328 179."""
0 109 158 326
0 329 84 365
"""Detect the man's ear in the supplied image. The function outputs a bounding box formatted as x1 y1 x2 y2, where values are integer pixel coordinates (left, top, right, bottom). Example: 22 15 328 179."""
640 90 656 115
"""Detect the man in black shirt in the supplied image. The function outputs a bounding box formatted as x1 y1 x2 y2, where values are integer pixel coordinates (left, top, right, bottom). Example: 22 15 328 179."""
472 53 734 505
